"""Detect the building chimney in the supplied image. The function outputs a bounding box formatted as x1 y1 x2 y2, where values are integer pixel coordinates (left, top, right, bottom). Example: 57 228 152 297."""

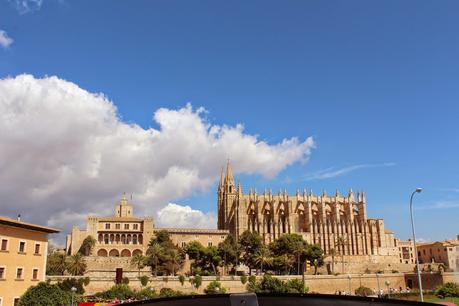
17 214 21 222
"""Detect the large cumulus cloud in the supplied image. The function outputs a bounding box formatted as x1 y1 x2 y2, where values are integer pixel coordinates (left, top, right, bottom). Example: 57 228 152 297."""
0 74 314 241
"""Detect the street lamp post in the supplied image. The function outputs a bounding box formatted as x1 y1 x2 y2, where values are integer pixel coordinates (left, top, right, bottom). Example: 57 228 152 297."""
376 273 381 297
410 188 423 302
71 286 77 306
385 280 391 298
348 275 352 295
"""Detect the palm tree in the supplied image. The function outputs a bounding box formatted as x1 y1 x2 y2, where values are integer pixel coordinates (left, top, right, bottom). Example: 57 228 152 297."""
292 241 306 275
279 254 294 275
146 242 163 277
329 248 337 274
168 249 181 276
66 253 87 276
131 253 146 276
335 236 347 274
254 246 272 273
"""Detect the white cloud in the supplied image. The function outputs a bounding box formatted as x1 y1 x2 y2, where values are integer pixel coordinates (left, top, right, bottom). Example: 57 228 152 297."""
156 203 217 228
0 30 14 49
417 201 459 210
303 162 395 181
0 74 314 242
8 0 43 14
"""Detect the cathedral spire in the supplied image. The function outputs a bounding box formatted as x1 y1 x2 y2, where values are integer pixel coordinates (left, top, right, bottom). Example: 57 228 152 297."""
225 160 235 186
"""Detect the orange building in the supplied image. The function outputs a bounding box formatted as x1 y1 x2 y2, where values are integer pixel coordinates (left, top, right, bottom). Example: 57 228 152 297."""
0 216 59 306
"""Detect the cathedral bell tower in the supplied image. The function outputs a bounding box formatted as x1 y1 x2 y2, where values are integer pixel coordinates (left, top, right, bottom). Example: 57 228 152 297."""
217 161 237 230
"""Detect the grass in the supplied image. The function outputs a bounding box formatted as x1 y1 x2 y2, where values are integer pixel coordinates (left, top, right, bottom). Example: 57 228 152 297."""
394 294 459 305
425 296 459 305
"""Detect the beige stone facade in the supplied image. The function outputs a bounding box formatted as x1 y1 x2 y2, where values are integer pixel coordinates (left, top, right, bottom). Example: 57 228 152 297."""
395 239 415 264
66 195 229 259
417 238 459 271
160 228 228 249
66 194 154 257
218 163 398 260
0 216 59 306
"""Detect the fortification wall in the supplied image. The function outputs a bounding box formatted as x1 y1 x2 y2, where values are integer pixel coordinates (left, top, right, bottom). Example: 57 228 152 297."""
48 273 409 295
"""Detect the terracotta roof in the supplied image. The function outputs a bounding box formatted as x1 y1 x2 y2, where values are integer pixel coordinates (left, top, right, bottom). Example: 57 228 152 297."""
0 216 60 233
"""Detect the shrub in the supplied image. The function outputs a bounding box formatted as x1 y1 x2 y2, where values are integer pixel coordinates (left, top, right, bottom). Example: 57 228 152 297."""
247 275 307 294
179 275 185 286
190 274 202 289
436 282 459 298
248 275 256 284
391 270 399 273
94 284 135 300
355 286 373 297
160 288 183 297
122 277 130 284
285 279 307 293
136 287 157 299
57 278 85 294
205 280 227 294
82 277 90 286
18 282 74 306
139 275 149 287
240 275 248 284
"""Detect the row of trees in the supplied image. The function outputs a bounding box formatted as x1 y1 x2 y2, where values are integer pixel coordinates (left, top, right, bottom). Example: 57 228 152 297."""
135 230 325 276
48 230 325 278
47 252 87 276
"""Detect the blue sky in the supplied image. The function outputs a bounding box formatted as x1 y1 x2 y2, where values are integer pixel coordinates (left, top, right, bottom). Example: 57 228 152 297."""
1 0 458 241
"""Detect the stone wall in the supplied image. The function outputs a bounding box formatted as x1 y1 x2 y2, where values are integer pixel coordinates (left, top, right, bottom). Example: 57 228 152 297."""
47 272 459 296
47 273 405 295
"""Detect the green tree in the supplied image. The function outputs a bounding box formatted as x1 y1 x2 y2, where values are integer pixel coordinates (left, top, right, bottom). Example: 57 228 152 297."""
131 253 146 276
239 230 263 274
329 248 337 274
166 248 183 276
46 252 67 276
217 234 239 274
19 282 73 306
306 244 324 275
66 253 86 276
269 233 308 275
146 231 184 276
254 246 273 273
185 241 222 275
335 236 347 273
273 254 295 275
204 280 227 294
146 242 163 276
78 235 96 256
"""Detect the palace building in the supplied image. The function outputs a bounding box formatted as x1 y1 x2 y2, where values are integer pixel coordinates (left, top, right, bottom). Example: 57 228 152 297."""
66 194 228 257
217 163 399 260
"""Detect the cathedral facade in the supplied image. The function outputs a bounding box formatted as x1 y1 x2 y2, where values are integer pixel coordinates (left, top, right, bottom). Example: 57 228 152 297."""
217 163 398 258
